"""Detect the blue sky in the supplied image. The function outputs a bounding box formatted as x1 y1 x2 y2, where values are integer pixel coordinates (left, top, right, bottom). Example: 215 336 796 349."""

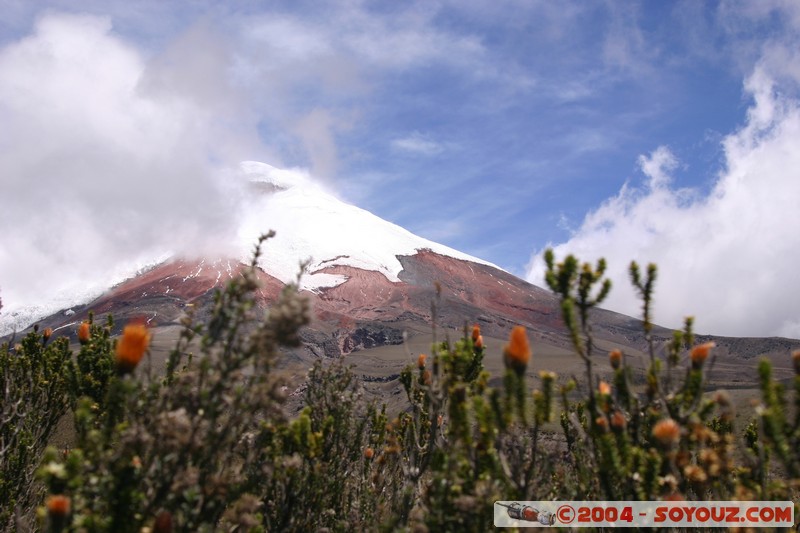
1 1 800 337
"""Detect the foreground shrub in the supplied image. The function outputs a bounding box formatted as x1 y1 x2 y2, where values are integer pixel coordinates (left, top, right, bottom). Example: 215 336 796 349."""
0 323 74 530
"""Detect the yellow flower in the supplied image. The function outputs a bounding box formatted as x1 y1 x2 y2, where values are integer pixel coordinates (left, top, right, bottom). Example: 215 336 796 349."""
539 370 556 382
690 342 715 368
652 418 681 447
77 321 90 344
116 323 151 374
609 349 622 369
503 326 531 374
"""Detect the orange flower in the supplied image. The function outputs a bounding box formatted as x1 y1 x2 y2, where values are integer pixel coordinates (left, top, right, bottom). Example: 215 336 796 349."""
690 342 715 368
422 370 432 385
77 321 90 344
653 418 681 447
475 335 484 350
417 353 427 369
116 323 151 374
42 327 53 342
683 464 708 483
609 349 622 369
595 416 609 432
364 447 375 459
597 381 611 396
611 410 626 430
46 494 71 517
472 324 484 349
504 326 531 374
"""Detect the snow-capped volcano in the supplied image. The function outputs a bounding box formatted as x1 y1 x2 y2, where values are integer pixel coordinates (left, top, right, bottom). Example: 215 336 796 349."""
236 161 498 292
5 159 799 373
0 161 496 335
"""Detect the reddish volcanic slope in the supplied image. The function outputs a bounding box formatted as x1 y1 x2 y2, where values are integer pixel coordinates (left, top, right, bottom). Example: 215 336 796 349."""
72 258 284 327
35 250 565 350
28 250 800 365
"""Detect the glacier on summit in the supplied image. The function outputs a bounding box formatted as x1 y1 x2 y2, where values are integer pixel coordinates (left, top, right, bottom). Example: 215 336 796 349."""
237 161 497 292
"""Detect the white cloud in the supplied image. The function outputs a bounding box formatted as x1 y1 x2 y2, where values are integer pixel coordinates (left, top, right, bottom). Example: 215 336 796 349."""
391 131 447 156
526 58 800 338
0 13 252 320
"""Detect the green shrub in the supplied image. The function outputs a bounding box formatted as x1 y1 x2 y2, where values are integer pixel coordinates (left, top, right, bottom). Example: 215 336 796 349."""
1 323 74 529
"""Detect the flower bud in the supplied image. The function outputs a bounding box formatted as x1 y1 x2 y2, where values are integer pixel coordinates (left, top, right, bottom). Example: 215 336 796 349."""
46 494 71 520
611 410 626 431
422 370 432 385
77 321 90 344
472 324 484 350
539 370 558 382
471 324 481 343
609 349 622 369
503 326 531 375
474 335 484 350
690 342 715 369
683 464 708 483
116 323 151 374
653 418 681 447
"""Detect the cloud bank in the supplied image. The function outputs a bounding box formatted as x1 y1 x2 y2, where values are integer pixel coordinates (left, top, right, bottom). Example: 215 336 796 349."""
527 53 800 338
0 13 250 323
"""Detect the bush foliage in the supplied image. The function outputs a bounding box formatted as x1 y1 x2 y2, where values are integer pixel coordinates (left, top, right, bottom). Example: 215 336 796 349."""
0 236 799 531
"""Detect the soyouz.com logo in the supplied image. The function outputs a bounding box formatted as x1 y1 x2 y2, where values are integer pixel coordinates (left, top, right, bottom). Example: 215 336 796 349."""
493 501 795 528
